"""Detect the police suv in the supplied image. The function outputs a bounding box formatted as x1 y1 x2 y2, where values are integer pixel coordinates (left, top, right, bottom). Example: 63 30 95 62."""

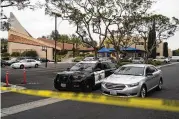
54 59 116 92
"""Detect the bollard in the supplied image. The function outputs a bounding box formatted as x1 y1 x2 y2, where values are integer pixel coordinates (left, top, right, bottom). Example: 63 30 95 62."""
5 71 10 87
22 68 27 84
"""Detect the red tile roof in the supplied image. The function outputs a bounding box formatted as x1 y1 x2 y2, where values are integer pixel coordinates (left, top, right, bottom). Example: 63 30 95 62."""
8 34 45 46
38 38 94 51
8 35 94 51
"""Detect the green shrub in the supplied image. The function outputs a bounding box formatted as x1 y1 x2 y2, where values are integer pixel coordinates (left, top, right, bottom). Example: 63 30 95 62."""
2 52 10 57
73 57 84 62
86 54 95 57
2 57 10 60
11 52 21 57
58 50 68 55
148 60 162 66
21 50 38 57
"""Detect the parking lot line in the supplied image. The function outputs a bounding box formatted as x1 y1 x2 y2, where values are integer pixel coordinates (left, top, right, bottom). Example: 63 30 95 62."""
1 98 64 117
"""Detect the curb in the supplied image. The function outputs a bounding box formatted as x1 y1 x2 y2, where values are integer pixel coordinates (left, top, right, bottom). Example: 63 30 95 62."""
157 62 179 68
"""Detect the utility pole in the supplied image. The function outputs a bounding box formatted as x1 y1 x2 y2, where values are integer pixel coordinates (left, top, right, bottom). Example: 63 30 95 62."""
54 14 57 64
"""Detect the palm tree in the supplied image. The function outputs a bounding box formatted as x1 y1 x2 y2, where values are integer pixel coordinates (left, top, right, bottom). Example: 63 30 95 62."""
70 34 82 57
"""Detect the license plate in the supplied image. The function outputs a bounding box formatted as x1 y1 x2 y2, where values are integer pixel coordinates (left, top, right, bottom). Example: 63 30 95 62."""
110 90 117 95
61 83 66 87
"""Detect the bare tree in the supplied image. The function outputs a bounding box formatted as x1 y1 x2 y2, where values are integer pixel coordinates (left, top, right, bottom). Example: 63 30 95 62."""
45 0 115 58
91 0 153 62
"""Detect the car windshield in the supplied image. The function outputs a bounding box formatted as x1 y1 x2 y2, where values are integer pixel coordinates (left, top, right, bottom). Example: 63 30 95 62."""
70 62 96 71
114 66 144 76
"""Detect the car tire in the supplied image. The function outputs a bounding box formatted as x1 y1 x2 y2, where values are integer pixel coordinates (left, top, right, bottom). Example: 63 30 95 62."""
35 64 38 68
156 79 163 91
1 64 5 68
139 85 147 98
20 65 24 69
82 80 93 92
54 80 61 91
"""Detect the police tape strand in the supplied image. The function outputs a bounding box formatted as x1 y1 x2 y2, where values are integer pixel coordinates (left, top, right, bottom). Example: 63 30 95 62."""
1 86 179 112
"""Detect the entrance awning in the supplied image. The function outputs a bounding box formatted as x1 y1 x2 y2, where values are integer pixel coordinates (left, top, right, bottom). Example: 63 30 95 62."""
98 47 111 53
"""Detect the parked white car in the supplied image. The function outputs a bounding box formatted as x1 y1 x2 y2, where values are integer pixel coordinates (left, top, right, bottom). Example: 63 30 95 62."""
11 59 41 69
132 57 144 64
171 56 179 62
153 56 170 63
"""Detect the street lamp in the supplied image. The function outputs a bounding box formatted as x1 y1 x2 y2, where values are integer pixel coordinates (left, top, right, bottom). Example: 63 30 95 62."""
52 12 61 64
42 46 47 68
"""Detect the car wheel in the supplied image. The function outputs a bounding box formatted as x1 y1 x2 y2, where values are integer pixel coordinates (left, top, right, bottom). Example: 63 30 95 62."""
156 79 163 91
1 64 5 68
35 64 38 68
140 86 147 98
20 65 24 69
83 81 93 92
54 80 61 91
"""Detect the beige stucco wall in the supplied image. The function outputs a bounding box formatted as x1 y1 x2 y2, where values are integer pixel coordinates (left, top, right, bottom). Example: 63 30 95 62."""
168 48 172 57
8 42 53 60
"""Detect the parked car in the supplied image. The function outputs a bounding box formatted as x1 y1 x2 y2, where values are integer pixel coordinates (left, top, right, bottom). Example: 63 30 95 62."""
11 59 41 69
170 56 179 62
37 58 51 62
83 57 95 61
1 60 7 68
101 64 163 98
153 56 170 63
132 57 144 64
54 60 117 92
6 58 18 66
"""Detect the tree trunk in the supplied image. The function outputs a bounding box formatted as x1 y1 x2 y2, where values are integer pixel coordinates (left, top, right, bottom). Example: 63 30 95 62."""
73 43 75 58
114 45 120 63
94 47 98 59
144 38 148 63
63 40 64 50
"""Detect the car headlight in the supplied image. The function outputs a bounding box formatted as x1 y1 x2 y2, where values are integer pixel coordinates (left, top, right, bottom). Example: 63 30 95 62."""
127 82 139 87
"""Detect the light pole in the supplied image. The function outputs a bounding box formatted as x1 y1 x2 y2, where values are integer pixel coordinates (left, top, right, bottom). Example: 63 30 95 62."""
54 14 57 64
42 46 47 68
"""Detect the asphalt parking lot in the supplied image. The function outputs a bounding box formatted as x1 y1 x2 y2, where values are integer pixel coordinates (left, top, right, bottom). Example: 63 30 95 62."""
1 62 179 119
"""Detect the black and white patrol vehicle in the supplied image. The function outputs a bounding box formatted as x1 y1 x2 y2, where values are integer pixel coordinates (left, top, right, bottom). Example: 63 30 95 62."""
54 59 116 92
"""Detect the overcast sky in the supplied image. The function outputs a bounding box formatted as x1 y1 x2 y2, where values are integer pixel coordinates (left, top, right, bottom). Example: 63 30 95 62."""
0 0 179 50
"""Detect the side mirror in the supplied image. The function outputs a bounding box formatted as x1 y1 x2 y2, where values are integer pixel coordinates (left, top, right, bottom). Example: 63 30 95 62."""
67 68 70 71
146 73 153 76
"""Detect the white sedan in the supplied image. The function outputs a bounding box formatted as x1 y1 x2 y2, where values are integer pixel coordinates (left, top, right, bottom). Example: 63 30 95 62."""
11 59 41 69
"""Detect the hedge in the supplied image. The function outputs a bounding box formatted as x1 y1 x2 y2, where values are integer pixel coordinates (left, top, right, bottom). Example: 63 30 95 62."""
73 57 84 62
148 60 162 66
11 52 21 57
21 50 38 57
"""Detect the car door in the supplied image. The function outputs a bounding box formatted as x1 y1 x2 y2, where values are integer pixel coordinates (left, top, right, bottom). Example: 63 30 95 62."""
150 66 160 87
25 60 31 68
94 63 105 85
30 59 36 67
145 66 156 90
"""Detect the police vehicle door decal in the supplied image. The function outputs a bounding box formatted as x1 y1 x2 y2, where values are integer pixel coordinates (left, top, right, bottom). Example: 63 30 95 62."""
94 70 105 85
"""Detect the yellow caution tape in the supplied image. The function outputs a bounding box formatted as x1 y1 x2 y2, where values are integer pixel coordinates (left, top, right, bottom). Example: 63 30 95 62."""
1 86 179 112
